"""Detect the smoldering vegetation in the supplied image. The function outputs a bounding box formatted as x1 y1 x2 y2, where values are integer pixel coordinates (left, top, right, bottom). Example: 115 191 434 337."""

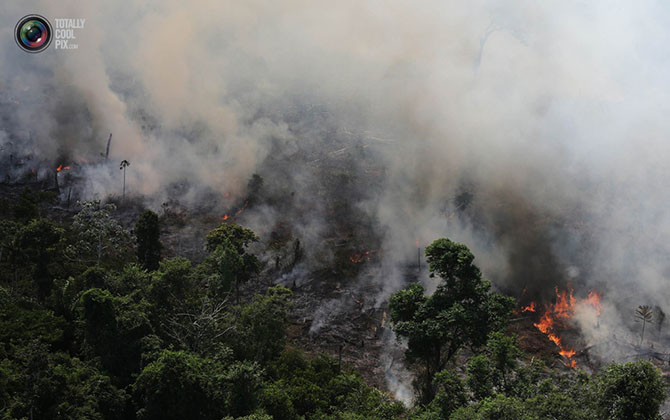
3 0 670 398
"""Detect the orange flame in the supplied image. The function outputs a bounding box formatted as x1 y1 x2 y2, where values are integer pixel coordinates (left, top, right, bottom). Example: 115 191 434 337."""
584 290 602 316
221 200 249 222
56 164 71 172
235 200 249 216
521 302 536 313
527 287 602 369
350 249 377 263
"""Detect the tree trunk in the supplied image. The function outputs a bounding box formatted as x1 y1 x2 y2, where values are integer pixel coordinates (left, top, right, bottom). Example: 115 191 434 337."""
105 133 112 160
641 320 646 346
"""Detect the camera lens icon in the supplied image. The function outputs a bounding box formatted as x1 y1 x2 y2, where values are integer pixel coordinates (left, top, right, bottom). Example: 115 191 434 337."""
15 15 52 53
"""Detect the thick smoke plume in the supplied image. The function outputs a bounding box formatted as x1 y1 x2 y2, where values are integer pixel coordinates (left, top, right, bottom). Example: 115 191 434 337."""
3 0 670 399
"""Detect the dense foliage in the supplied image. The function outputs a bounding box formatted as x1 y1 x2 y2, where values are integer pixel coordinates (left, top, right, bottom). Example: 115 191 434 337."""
0 192 666 419
0 196 402 419
135 210 161 271
389 238 515 402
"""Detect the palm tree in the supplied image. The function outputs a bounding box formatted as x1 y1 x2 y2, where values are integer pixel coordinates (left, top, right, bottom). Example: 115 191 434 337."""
635 305 653 346
119 159 130 201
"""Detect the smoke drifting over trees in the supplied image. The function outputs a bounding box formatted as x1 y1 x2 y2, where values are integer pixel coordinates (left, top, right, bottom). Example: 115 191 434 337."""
2 0 670 393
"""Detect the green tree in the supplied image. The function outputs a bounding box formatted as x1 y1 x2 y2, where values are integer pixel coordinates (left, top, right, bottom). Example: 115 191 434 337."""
265 349 403 420
260 381 296 420
0 340 127 420
486 332 520 391
133 350 262 420
133 350 225 420
13 187 39 223
206 223 260 303
431 369 467 418
0 292 66 358
211 238 246 302
79 288 118 361
206 223 259 254
466 354 494 401
66 201 132 267
475 394 528 420
222 361 264 417
595 361 666 420
388 238 514 402
525 389 595 420
12 219 65 299
147 258 198 338
135 210 162 271
229 286 293 364
78 288 152 385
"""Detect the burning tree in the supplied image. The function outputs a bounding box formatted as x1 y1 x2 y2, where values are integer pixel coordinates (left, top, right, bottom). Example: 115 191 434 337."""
634 305 653 346
388 238 515 403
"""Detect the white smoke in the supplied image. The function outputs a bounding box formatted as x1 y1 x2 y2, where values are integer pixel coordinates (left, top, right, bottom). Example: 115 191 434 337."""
3 0 670 397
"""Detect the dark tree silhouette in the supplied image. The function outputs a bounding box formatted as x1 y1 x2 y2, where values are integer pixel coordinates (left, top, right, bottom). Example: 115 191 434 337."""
119 159 130 200
135 210 162 271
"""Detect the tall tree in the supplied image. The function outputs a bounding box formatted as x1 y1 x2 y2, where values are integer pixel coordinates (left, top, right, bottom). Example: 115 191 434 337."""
212 239 246 303
135 210 162 271
66 201 132 266
388 238 514 403
206 223 260 303
12 219 64 299
119 160 130 201
634 305 653 346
